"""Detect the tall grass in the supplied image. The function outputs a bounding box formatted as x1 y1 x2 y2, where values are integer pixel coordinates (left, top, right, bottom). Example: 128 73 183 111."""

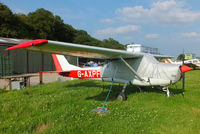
0 70 200 134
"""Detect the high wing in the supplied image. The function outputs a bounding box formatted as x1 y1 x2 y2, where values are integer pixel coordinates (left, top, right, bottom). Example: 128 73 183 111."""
5 39 143 59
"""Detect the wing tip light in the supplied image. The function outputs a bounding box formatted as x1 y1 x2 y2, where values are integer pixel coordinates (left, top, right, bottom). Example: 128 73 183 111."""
5 39 48 50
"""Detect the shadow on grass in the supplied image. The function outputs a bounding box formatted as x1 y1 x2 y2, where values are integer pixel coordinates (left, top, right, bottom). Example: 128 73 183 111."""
143 85 184 96
85 84 139 101
65 80 184 101
89 85 183 101
170 87 186 95
65 80 104 89
0 89 8 94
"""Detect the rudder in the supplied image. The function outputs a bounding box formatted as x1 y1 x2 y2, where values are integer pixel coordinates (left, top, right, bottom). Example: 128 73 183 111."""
52 54 80 71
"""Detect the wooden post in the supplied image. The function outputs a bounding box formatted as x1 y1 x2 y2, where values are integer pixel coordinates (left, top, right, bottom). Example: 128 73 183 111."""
39 72 43 84
41 53 44 71
5 79 11 90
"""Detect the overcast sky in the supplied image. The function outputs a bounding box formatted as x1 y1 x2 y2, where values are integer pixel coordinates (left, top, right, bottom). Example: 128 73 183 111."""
1 0 200 57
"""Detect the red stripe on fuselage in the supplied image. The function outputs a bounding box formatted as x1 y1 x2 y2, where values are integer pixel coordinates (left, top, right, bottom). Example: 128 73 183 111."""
52 54 62 71
59 70 101 78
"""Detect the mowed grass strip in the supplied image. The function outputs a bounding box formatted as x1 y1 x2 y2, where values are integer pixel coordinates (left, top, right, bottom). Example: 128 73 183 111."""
0 70 200 134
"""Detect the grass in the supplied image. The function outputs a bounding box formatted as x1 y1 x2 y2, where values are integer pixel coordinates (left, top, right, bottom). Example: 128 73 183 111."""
0 70 200 134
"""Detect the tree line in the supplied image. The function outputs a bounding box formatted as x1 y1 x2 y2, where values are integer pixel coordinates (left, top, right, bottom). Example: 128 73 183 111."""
0 3 125 50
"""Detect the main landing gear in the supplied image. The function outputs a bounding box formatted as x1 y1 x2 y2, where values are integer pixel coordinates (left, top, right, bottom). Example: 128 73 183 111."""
117 83 128 101
162 86 174 97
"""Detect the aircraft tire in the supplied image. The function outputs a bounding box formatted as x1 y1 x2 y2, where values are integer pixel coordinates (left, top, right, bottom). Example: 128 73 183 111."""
169 93 174 96
117 92 127 101
166 92 174 97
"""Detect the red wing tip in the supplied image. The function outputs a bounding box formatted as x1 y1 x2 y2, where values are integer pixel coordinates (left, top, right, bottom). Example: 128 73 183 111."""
5 39 48 50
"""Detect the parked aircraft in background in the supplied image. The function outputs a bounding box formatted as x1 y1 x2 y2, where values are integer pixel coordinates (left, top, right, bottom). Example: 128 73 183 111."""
162 58 200 67
5 39 193 100
174 59 200 67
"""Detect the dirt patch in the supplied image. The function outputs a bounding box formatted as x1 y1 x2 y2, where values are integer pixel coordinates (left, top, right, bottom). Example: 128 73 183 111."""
192 107 200 116
35 123 53 132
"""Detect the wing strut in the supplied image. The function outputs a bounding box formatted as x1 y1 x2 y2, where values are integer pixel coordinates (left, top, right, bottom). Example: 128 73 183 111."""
120 57 144 81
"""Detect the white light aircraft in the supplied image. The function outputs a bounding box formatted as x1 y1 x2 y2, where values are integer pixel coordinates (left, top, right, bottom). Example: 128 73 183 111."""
5 39 193 100
173 59 200 67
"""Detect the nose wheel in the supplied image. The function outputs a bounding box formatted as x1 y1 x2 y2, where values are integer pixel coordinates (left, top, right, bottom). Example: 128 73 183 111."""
162 86 174 97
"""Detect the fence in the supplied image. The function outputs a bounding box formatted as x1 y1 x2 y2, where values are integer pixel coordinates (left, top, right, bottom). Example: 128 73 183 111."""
0 55 13 77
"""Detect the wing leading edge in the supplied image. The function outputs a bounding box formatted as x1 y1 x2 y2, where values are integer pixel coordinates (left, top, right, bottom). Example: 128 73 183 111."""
5 39 143 59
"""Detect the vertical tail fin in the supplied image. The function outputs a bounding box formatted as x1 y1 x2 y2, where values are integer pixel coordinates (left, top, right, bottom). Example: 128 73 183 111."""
52 54 80 71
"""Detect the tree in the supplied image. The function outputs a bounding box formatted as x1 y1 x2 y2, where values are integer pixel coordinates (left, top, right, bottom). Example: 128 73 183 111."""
177 54 185 61
63 24 76 42
73 31 125 49
53 16 76 42
0 3 125 50
53 15 65 41
102 38 124 50
0 3 17 37
74 30 92 44
73 34 94 45
28 8 55 39
14 14 33 39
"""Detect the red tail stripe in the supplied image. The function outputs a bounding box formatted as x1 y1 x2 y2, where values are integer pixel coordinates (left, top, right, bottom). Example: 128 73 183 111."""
52 54 62 71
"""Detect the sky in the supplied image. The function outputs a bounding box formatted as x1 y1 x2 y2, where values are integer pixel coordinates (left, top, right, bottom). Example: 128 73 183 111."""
1 0 200 57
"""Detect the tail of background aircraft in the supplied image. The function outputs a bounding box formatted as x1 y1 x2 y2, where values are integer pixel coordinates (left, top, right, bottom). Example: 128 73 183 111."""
52 54 80 71
162 58 174 63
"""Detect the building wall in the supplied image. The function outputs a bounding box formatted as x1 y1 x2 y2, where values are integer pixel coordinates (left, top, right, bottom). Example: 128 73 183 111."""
10 49 27 74
0 46 13 76
0 45 78 76
126 44 160 55
0 37 79 77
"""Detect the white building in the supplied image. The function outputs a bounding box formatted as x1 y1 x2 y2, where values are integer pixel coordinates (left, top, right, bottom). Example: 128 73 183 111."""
126 44 160 55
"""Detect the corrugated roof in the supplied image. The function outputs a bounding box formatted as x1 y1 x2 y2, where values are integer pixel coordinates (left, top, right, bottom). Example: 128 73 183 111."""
0 37 29 47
